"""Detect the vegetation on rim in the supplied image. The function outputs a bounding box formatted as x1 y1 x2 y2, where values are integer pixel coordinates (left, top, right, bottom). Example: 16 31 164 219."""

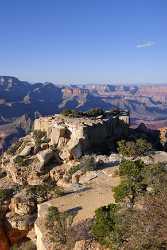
91 158 167 249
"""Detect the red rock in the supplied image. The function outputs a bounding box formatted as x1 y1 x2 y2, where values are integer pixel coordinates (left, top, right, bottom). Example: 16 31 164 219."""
0 224 10 250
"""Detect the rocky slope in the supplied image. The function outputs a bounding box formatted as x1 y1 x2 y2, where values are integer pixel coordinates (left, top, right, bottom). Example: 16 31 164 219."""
0 111 166 249
0 113 129 249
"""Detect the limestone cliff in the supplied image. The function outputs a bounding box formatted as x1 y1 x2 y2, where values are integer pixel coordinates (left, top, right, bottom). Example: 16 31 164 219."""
34 113 129 160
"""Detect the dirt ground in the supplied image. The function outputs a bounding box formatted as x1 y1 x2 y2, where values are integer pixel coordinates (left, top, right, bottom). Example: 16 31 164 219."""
38 166 120 223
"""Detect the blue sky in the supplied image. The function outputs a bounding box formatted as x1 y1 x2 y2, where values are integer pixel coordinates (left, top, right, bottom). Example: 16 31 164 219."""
0 0 167 83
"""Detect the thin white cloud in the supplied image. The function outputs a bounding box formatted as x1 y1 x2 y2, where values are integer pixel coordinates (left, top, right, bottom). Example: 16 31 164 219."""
136 41 156 48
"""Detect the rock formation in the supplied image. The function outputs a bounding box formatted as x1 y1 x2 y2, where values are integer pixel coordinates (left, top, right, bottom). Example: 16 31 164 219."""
34 112 129 160
0 111 130 249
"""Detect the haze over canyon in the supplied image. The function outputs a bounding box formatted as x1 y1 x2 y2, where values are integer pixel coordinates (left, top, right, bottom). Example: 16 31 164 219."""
0 75 167 151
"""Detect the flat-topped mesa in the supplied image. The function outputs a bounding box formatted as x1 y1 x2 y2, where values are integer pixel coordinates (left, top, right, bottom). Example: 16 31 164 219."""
34 111 130 160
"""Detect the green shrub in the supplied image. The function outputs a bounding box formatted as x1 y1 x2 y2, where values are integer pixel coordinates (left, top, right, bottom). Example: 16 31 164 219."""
85 108 105 117
62 108 105 118
113 180 130 203
117 138 152 158
119 159 144 179
11 240 36 250
14 155 32 167
81 155 96 172
6 140 23 155
68 164 81 177
0 188 13 203
61 109 81 117
113 160 146 206
92 161 167 249
46 206 76 248
33 130 47 146
91 204 120 248
53 187 65 197
26 184 65 203
68 156 96 178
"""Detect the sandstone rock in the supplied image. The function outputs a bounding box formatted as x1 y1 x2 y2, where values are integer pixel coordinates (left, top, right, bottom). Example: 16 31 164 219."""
41 143 49 150
37 149 60 172
27 172 49 186
95 153 121 167
73 240 104 250
10 191 36 216
146 186 154 193
71 169 85 184
79 171 98 184
50 126 70 145
37 149 54 167
27 227 37 244
73 240 85 250
56 178 72 189
7 212 37 231
34 114 128 161
50 166 65 183
19 145 33 157
5 164 28 185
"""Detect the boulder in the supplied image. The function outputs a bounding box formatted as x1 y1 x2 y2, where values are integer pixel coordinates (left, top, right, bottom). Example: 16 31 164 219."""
50 166 65 183
37 149 61 172
10 192 36 216
6 212 37 231
37 149 54 167
5 164 28 185
61 139 83 161
27 172 49 186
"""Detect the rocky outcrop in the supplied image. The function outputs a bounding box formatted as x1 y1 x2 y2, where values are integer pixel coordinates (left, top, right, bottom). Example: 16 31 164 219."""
34 114 129 161
37 149 60 172
10 192 36 216
19 144 34 157
6 213 36 231
0 113 129 250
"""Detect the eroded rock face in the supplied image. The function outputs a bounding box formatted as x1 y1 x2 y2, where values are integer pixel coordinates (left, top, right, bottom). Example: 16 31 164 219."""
10 194 36 216
5 162 29 185
50 165 65 183
0 113 129 250
19 145 34 157
34 114 129 161
6 213 36 231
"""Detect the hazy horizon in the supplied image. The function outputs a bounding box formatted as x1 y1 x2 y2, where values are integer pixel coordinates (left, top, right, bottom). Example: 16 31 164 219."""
1 75 167 86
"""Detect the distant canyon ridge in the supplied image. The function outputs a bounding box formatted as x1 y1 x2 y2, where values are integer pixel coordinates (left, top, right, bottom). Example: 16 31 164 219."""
0 76 167 151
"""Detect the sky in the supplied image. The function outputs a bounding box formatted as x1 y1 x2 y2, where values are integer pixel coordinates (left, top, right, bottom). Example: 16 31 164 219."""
0 0 167 84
